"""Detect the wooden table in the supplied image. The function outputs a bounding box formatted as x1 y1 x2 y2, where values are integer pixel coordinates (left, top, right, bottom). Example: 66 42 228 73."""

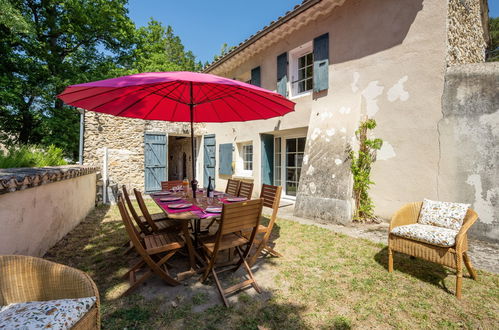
151 191 237 279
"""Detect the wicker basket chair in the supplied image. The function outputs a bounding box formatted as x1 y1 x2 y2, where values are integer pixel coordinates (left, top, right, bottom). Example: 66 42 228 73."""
388 202 478 299
0 255 100 329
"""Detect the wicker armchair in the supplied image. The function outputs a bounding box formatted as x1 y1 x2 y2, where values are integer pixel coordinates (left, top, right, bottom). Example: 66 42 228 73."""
388 202 478 299
0 255 100 329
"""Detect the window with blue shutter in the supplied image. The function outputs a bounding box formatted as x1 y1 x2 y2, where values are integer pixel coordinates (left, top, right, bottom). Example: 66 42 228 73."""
277 52 288 97
251 66 261 87
219 143 233 175
313 33 329 92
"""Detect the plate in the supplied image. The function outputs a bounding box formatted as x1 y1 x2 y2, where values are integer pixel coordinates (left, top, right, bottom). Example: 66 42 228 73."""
168 203 193 209
160 196 181 202
205 207 222 213
154 191 171 196
227 197 247 202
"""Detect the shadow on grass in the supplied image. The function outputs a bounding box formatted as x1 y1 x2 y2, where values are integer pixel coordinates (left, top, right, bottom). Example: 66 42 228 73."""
44 204 135 296
374 247 455 294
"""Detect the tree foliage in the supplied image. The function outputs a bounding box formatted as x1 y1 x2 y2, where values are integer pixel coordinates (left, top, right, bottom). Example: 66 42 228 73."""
347 119 383 222
487 16 499 61
116 18 202 75
0 1 202 160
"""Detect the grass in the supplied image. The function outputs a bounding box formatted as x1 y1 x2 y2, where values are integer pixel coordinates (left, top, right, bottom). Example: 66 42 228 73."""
0 144 67 168
44 201 499 329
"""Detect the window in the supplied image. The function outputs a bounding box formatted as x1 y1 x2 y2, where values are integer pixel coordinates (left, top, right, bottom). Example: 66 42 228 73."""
285 137 305 196
290 41 313 97
274 136 306 198
296 53 313 93
274 137 282 186
242 144 253 171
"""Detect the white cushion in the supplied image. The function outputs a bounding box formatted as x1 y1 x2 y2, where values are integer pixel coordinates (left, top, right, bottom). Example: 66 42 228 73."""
391 223 458 247
418 198 470 231
0 296 96 330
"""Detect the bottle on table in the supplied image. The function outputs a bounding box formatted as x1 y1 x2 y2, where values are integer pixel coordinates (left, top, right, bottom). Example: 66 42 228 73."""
207 176 214 198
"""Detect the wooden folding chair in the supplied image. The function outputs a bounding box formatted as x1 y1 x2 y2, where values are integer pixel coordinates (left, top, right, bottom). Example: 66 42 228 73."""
161 180 183 191
205 179 242 231
200 199 263 307
117 198 184 295
122 185 153 235
237 181 254 199
247 184 283 266
133 188 181 233
225 179 240 196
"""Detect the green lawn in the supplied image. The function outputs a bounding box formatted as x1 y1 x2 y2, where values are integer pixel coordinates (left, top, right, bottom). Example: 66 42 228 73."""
45 203 499 329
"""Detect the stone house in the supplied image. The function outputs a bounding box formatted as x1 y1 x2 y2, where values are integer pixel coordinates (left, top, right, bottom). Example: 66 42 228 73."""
83 0 497 240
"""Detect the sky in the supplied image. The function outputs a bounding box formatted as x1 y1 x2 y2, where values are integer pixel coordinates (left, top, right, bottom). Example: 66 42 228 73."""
127 0 499 65
127 0 303 64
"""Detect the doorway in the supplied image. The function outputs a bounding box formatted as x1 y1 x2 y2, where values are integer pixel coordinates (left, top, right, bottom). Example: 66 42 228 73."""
274 136 306 198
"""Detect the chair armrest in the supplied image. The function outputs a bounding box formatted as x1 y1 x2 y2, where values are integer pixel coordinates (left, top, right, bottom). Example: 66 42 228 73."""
455 208 478 251
389 202 422 232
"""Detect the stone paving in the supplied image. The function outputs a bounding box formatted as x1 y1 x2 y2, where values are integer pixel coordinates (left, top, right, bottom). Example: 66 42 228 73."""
271 204 499 274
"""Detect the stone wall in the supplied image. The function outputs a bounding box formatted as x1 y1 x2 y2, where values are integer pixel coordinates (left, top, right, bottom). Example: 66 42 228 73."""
446 0 488 66
83 111 205 192
439 63 499 242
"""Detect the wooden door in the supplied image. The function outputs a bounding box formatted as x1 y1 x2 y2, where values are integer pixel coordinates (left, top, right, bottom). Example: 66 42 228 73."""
144 133 167 192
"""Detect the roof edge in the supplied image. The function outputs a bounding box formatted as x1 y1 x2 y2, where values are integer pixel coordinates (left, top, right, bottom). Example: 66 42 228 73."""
203 0 322 73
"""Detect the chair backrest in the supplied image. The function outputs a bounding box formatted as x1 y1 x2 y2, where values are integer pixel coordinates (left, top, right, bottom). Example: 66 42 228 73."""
238 181 254 199
260 184 283 234
133 189 159 232
117 198 160 266
219 199 263 236
122 185 151 235
161 180 183 191
225 179 240 196
117 196 142 243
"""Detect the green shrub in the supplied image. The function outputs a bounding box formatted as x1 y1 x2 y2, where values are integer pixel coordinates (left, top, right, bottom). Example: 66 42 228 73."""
0 145 68 168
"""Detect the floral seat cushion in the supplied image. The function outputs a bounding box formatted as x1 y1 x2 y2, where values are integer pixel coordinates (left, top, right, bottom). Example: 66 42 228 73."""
391 223 458 247
418 198 470 231
0 296 96 330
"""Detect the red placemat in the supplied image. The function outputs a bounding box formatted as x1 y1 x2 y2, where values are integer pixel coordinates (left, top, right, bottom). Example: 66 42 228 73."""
156 199 203 214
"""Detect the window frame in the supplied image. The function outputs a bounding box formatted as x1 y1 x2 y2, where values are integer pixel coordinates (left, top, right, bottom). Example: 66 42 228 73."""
242 144 253 171
289 41 313 99
235 141 254 178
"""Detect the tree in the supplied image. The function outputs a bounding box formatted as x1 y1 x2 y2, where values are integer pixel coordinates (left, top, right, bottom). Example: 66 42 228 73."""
487 16 499 61
115 18 202 75
1 2 203 160
0 0 136 158
211 42 235 62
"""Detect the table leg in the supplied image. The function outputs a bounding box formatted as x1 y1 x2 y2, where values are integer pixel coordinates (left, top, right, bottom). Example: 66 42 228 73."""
181 221 196 270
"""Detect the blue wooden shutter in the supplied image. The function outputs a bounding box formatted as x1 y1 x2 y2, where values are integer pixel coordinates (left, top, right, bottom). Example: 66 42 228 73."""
313 33 329 92
261 134 274 185
219 143 233 175
276 52 288 97
251 66 261 87
144 133 167 193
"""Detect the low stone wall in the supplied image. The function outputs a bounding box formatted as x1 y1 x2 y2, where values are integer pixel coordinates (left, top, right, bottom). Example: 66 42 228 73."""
439 63 499 242
0 166 97 256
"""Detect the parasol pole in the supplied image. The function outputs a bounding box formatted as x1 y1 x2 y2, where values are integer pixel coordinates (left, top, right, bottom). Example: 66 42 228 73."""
189 81 197 198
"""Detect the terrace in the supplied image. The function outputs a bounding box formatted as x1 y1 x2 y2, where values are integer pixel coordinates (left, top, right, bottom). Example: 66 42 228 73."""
40 198 498 329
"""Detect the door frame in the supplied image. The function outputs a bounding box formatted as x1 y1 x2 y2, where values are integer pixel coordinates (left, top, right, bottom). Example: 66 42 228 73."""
144 132 168 193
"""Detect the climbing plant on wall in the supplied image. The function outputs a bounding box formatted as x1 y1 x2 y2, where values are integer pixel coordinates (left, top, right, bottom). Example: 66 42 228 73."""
348 119 383 222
